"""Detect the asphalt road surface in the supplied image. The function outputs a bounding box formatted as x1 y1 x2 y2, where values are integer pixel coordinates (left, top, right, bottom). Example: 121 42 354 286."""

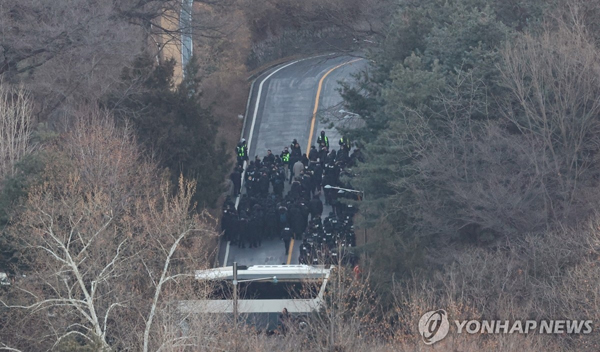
218 54 368 267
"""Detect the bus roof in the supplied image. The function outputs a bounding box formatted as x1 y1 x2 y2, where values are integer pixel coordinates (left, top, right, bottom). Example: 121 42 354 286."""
195 264 331 281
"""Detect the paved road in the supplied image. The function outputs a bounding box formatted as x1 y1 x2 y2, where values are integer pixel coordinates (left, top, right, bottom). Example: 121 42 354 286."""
218 54 368 267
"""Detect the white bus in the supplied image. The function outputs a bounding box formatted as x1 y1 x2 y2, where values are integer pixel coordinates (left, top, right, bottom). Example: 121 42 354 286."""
178 264 331 330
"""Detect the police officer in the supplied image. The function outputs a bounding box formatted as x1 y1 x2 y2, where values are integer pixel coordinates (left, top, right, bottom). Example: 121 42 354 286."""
230 166 242 196
338 136 351 160
281 146 291 180
281 227 293 255
221 205 236 242
301 153 309 167
245 162 256 196
301 169 313 199
339 136 350 151
317 131 329 149
248 205 263 248
309 194 323 220
322 172 337 205
237 212 249 248
326 149 337 166
264 205 279 240
289 203 305 239
236 138 248 167
278 205 289 233
310 161 323 194
308 146 319 164
289 177 302 199
271 165 285 197
318 145 328 166
259 171 270 197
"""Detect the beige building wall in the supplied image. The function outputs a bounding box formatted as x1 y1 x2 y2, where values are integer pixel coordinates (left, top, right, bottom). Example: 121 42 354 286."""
155 9 184 85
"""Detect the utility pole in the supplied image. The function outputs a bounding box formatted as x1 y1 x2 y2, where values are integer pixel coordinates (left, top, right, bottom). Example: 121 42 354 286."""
233 261 238 352
233 261 238 327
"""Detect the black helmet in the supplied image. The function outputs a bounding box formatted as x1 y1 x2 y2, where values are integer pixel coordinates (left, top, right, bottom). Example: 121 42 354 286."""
321 131 325 136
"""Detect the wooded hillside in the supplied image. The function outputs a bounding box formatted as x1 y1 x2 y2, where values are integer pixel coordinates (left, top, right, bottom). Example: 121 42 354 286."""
1 0 600 350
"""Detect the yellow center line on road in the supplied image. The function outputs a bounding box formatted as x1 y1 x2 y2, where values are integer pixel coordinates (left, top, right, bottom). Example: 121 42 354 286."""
286 239 295 265
287 58 362 266
307 58 363 152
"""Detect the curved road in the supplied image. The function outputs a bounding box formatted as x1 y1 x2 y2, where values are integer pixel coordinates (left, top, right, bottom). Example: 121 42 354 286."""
219 54 368 267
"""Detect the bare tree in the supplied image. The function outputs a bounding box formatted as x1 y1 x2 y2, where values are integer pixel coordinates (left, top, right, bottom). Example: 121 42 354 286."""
499 15 600 222
0 1 144 117
0 83 34 180
0 110 216 351
0 0 234 121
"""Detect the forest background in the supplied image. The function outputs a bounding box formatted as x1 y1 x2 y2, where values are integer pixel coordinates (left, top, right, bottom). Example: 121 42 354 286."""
2 0 600 351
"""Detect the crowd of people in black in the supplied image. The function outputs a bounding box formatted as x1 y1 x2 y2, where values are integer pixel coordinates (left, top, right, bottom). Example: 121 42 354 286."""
221 131 364 261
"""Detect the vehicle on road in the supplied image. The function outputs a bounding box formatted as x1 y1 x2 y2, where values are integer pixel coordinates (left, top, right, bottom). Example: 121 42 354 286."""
179 264 331 331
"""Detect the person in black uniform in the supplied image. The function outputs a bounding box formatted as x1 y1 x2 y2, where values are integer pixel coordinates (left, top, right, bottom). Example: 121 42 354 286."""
281 227 293 255
278 205 289 233
326 149 337 165
310 162 323 195
264 205 279 240
290 177 302 199
318 145 328 166
263 149 275 166
248 212 259 248
301 169 313 199
230 166 242 196
237 212 249 248
309 195 323 220
301 153 309 167
308 146 319 164
322 171 337 205
289 203 305 240
221 204 236 242
290 139 302 156
271 165 285 197
259 171 270 197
